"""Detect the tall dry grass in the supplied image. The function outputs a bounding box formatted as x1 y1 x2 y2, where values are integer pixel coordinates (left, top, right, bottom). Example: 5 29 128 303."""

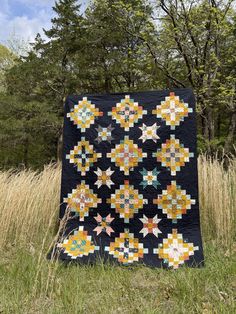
0 157 235 251
198 155 236 247
0 164 61 249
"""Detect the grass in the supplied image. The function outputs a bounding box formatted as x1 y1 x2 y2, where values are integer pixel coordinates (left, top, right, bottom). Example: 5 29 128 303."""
0 157 235 313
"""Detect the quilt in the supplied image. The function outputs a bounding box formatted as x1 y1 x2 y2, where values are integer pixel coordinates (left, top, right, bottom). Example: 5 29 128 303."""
51 89 204 269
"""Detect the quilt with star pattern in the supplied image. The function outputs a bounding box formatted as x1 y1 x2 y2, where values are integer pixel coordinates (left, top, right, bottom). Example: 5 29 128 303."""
51 89 204 269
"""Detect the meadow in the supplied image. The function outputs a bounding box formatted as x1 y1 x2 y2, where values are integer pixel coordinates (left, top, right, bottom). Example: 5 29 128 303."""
0 156 235 314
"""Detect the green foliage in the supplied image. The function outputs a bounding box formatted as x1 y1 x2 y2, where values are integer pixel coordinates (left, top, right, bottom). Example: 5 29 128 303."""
0 0 236 169
0 44 15 92
156 0 236 149
81 0 157 92
0 93 61 169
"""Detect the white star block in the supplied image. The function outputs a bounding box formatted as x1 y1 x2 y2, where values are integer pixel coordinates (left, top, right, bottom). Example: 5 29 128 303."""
94 167 114 188
139 123 160 143
139 215 161 237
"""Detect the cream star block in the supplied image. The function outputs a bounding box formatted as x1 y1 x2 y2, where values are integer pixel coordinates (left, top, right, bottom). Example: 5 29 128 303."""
139 123 160 142
94 167 114 188
139 215 162 237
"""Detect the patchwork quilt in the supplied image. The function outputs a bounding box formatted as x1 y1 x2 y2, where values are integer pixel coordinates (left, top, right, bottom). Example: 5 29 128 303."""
51 89 204 269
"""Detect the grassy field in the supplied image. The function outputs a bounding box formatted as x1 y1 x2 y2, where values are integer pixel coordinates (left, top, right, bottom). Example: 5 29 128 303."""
0 156 235 313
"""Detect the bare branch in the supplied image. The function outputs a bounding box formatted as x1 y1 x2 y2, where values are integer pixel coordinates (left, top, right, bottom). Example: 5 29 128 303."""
160 1 195 87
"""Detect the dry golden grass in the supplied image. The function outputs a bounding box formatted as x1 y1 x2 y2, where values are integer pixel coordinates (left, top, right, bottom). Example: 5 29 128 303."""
0 164 61 248
198 155 236 247
0 156 235 250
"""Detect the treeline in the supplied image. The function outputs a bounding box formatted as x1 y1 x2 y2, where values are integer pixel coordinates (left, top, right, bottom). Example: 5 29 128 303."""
0 0 235 169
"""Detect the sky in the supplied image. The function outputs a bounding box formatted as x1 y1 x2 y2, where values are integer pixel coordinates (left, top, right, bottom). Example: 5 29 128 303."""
0 0 89 47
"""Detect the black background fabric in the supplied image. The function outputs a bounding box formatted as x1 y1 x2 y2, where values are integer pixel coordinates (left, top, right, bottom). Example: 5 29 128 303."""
55 88 204 268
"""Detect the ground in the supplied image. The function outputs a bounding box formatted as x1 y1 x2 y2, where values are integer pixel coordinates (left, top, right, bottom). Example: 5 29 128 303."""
0 243 235 314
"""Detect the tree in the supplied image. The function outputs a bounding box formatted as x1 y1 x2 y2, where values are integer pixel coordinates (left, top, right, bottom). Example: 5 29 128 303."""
0 44 15 92
146 0 236 152
2 0 236 169
5 0 85 163
0 94 61 168
82 0 157 92
7 0 84 105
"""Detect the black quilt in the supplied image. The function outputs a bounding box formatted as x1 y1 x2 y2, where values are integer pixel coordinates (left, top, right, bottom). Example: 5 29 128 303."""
52 89 204 269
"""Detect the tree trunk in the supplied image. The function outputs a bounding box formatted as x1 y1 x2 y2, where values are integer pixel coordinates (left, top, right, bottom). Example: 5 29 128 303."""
23 136 29 167
57 132 63 162
104 76 111 93
224 111 236 152
207 107 215 141
201 107 209 141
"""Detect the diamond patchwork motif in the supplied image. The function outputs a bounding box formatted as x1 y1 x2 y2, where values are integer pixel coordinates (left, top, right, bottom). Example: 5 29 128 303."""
66 137 102 175
107 180 148 222
58 226 99 259
109 95 146 131
153 181 196 222
107 136 147 175
153 229 198 269
105 229 148 264
153 134 194 175
67 97 103 132
152 92 192 129
64 181 101 221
